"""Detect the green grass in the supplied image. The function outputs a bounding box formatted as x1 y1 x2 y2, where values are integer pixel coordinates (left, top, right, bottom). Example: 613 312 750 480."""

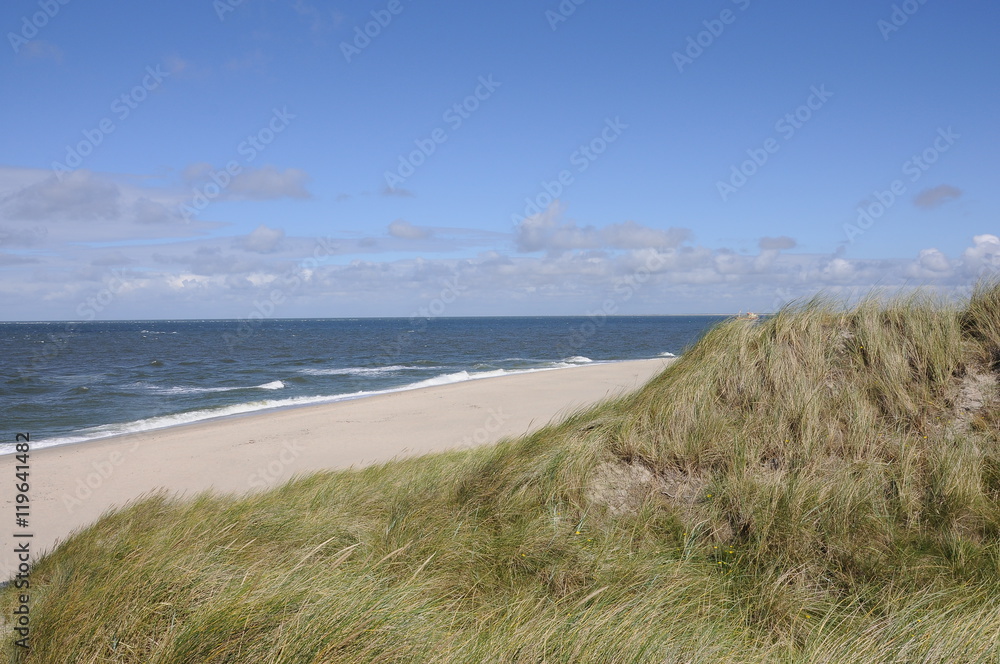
6 283 1000 662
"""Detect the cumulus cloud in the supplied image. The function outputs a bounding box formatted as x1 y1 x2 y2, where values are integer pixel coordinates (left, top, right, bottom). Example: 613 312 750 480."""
759 236 796 250
962 234 1000 276
180 164 310 200
226 166 310 200
388 219 431 240
516 203 689 253
601 220 691 249
916 248 950 273
1 183 997 319
0 168 222 245
239 224 286 253
515 203 591 252
904 248 951 279
3 170 121 221
914 185 962 209
181 162 214 182
153 245 264 276
132 197 180 225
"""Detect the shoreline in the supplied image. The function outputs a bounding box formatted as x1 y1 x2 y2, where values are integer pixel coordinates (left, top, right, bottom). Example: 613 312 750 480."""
13 357 671 455
1 357 673 572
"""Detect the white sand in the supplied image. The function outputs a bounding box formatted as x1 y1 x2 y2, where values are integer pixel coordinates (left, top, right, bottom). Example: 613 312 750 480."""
0 358 672 575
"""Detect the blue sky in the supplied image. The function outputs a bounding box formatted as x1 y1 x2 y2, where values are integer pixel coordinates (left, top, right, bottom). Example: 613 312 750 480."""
1 0 997 320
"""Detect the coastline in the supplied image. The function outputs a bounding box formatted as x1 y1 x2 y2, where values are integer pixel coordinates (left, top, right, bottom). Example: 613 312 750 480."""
13 358 651 454
2 357 672 573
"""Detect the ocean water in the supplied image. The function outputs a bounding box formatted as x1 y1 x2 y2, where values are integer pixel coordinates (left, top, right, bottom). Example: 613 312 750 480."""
0 316 725 454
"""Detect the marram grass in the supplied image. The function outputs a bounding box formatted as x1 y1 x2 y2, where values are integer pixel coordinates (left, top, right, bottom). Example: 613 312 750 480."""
5 284 1000 663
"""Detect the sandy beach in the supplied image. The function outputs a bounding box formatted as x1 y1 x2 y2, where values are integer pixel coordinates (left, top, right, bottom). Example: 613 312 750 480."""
1 358 671 575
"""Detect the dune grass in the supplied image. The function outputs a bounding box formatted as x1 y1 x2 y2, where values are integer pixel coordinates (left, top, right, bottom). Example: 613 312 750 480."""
5 284 1000 662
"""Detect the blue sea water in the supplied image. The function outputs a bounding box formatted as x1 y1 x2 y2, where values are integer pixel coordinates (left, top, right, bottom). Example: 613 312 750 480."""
0 316 724 454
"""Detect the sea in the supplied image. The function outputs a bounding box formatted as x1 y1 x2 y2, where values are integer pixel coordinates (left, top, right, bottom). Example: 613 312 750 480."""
0 316 725 454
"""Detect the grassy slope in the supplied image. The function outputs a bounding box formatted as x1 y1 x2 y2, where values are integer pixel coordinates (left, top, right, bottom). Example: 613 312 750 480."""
5 285 1000 663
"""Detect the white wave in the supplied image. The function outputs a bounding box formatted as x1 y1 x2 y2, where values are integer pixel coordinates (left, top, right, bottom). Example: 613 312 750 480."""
152 385 238 395
145 380 284 395
0 363 618 455
407 369 508 389
257 380 284 390
563 356 593 364
298 365 413 376
659 351 677 357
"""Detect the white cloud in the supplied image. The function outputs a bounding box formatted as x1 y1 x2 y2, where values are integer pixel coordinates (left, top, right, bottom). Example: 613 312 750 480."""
600 220 691 249
388 219 431 240
132 197 178 225
3 170 121 221
0 167 218 244
239 224 286 253
515 203 689 253
179 164 310 201
0 180 996 318
759 236 796 250
821 257 856 281
226 166 311 200
904 248 951 279
917 248 950 273
962 234 1000 276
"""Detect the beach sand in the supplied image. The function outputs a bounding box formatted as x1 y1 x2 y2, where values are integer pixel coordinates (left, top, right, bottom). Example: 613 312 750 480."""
2 358 672 575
